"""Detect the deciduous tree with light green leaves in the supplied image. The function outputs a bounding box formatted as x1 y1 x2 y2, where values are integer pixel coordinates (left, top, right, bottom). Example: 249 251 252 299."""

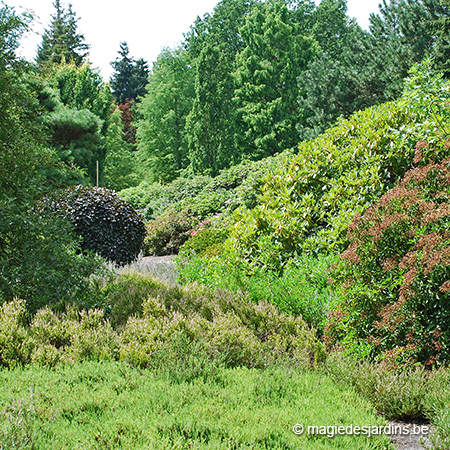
136 48 195 183
233 0 317 159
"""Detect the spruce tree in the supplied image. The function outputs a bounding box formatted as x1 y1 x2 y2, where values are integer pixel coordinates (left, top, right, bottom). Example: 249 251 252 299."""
37 0 89 70
110 42 149 103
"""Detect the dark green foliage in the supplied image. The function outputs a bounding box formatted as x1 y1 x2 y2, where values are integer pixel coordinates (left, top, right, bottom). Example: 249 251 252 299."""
184 0 253 175
233 1 317 159
42 186 146 265
144 210 199 256
0 5 101 314
110 42 149 104
427 0 450 76
36 0 89 70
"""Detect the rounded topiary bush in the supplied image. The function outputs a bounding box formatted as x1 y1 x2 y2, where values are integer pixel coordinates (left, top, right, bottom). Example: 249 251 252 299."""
327 149 450 368
42 185 146 265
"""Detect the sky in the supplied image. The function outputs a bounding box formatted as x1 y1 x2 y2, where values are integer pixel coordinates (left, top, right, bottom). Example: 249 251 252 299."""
6 0 382 81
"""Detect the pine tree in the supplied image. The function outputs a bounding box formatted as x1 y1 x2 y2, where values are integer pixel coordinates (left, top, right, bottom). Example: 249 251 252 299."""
37 0 89 70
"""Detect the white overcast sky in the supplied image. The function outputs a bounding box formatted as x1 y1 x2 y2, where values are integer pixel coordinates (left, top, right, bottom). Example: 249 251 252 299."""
6 0 382 80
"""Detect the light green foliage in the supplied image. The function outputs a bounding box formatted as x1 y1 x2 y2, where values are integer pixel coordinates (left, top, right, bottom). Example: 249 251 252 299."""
0 274 324 370
185 0 253 175
0 300 31 368
49 62 113 127
177 252 340 333
0 361 393 449
136 47 195 182
103 107 139 191
225 62 450 271
233 1 317 159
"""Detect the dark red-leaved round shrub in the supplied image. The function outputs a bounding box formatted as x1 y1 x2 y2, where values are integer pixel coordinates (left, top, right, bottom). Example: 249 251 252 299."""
41 185 146 265
327 146 450 368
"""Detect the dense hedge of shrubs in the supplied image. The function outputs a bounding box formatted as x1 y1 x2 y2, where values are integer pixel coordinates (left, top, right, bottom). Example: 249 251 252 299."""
326 151 450 368
41 185 146 265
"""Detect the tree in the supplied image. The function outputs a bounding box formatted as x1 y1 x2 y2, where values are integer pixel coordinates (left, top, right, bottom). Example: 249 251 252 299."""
233 1 317 159
297 0 375 139
366 0 438 99
37 0 89 70
103 107 138 191
0 5 99 311
185 0 254 175
39 62 114 185
136 47 195 182
110 42 149 103
426 0 450 76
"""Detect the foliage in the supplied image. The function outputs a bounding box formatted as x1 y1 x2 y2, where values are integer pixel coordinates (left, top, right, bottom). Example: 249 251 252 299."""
42 103 104 183
224 62 450 272
327 154 450 368
36 0 89 70
144 209 199 256
110 41 149 104
0 361 393 449
177 252 340 333
136 47 194 182
103 107 139 191
180 223 231 257
233 1 317 159
0 5 101 314
0 272 324 370
48 61 112 128
184 0 253 175
41 185 146 265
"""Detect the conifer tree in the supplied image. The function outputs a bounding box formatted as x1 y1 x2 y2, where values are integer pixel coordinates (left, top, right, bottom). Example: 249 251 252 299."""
37 1 89 70
233 1 317 159
110 42 149 103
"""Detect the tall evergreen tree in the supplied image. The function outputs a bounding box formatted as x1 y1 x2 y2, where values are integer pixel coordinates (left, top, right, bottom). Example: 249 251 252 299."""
37 1 89 70
426 0 450 76
110 42 149 103
233 0 317 159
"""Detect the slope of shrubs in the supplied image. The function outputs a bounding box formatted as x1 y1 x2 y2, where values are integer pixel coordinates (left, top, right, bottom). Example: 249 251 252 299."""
119 156 284 255
222 61 450 271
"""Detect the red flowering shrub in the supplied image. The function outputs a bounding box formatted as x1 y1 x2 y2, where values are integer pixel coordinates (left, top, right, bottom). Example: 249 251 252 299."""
326 144 450 368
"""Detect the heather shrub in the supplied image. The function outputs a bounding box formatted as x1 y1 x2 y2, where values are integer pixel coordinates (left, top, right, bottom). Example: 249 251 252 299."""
143 209 199 255
29 307 117 366
0 299 32 368
41 185 146 265
118 283 325 369
98 271 182 328
327 153 450 367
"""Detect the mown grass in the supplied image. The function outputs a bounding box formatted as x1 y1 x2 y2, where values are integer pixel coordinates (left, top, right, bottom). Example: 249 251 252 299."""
0 361 394 450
